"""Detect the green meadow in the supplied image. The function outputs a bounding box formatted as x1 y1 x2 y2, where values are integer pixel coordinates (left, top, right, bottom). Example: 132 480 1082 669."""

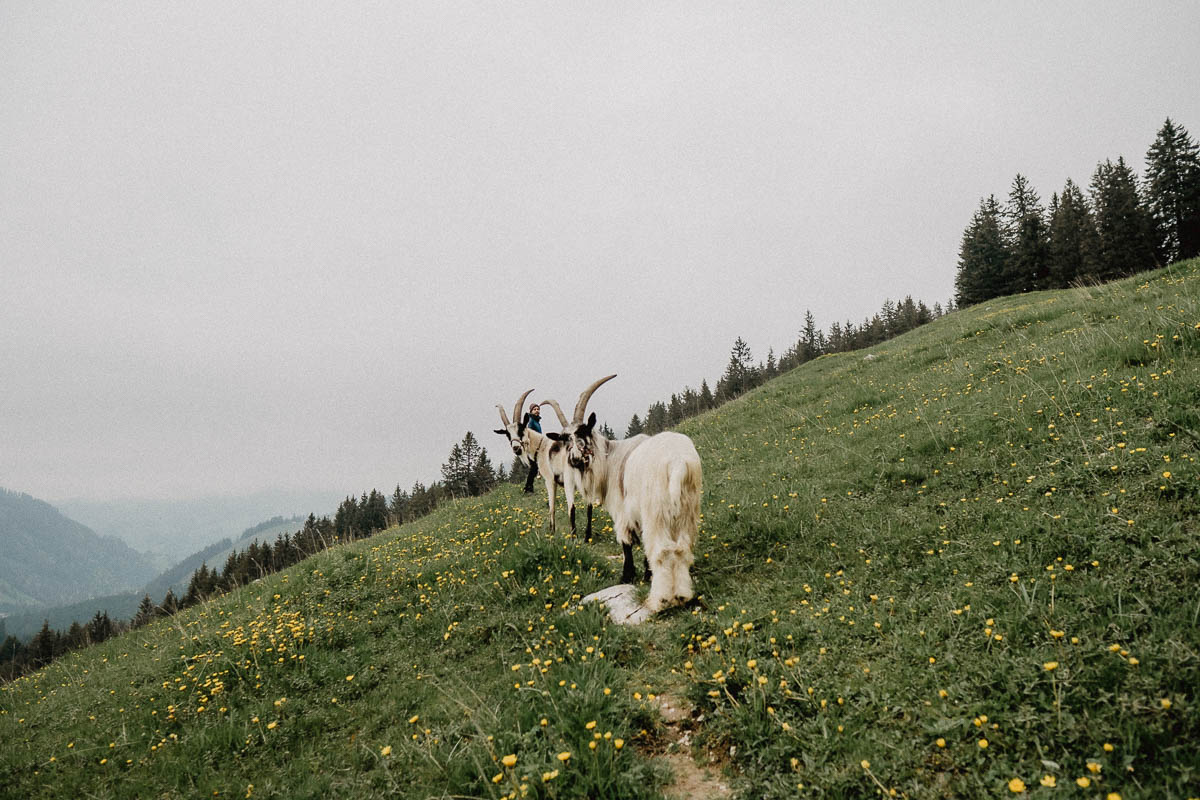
3 260 1198 799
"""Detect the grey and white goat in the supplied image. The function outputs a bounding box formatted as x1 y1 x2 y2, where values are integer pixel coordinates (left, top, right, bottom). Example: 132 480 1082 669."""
493 389 594 539
545 375 703 614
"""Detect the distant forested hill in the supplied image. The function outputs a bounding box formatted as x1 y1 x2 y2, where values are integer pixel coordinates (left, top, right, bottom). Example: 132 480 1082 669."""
1 515 306 641
0 489 156 614
57 490 343 562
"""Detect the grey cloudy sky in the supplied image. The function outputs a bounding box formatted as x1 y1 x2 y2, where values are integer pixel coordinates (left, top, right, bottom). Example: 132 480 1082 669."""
3 2 1198 502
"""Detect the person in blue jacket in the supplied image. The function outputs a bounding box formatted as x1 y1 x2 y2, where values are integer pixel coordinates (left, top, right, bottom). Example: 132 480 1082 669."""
523 403 542 493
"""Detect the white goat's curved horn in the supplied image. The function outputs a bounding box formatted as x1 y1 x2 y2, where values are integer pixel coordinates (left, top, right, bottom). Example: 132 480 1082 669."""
573 374 616 424
496 404 512 428
540 398 569 427
513 388 535 425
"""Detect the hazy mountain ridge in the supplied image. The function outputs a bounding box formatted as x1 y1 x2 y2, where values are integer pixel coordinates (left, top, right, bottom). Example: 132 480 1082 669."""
2 515 309 641
56 489 344 562
0 489 156 614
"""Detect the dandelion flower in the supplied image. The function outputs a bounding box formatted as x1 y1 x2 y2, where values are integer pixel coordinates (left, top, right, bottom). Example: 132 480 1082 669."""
1040 775 1056 787
381 746 392 756
935 738 945 748
557 751 572 761
1044 661 1059 671
614 739 624 750
861 760 871 770
1008 777 1026 793
1161 698 1172 709
978 738 989 749
1076 777 1091 788
502 754 517 767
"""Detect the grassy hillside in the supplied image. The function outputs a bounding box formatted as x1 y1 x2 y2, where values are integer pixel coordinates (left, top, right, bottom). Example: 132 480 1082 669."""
2 261 1198 799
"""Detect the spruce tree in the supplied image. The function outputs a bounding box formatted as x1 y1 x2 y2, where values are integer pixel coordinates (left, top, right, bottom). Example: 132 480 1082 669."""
800 311 821 361
698 380 715 410
390 485 410 525
1091 157 1157 279
440 443 468 497
133 594 155 627
626 413 644 437
1004 174 1051 291
1048 179 1099 287
667 394 684 425
1144 118 1200 263
955 196 1008 306
719 337 753 399
644 402 668 434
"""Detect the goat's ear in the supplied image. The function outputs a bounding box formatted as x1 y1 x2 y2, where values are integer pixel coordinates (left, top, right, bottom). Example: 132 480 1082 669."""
546 431 564 441
517 423 526 436
587 412 597 429
522 412 531 425
493 428 508 436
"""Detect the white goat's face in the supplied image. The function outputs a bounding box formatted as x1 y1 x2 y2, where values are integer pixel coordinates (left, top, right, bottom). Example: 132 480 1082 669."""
493 421 527 459
553 413 597 471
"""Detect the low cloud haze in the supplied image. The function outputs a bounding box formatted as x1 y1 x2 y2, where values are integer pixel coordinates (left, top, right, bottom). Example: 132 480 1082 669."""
3 2 1198 501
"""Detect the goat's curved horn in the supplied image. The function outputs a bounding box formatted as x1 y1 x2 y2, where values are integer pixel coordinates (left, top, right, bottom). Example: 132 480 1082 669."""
512 389 535 425
540 398 569 427
573 374 616 424
496 404 512 428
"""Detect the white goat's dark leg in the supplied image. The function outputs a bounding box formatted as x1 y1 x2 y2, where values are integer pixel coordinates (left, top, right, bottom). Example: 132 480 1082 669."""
544 473 557 532
584 504 593 542
616 521 637 584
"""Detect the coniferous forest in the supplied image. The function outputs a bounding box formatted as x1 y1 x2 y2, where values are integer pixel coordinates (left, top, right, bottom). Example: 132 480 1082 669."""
955 118 1200 306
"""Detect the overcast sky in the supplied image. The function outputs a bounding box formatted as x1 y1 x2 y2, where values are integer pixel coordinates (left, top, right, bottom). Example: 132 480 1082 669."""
3 2 1198 502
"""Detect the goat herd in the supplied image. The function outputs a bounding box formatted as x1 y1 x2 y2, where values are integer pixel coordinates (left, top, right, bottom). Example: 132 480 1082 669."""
494 375 703 620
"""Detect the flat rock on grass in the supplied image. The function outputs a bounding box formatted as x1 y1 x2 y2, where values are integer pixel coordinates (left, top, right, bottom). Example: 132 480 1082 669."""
580 584 652 624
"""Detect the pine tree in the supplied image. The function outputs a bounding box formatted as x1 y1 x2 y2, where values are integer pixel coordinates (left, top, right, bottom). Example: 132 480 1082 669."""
644 402 668 434
441 442 468 497
719 337 753 399
390 485 410 526
507 455 529 485
599 421 616 440
469 447 496 496
133 594 155 627
955 196 1009 306
1004 174 1051 291
626 413 644 437
334 495 358 539
1091 157 1157 280
30 621 57 666
800 311 821 362
667 394 684 426
1144 118 1200 263
698 380 715 410
1048 179 1099 286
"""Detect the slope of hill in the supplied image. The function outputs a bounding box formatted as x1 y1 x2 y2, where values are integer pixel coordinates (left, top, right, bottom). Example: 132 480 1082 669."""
2 261 1198 798
0 490 156 615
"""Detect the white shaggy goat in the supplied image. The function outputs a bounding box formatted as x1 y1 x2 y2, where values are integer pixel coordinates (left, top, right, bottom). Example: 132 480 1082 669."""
545 375 703 614
493 390 595 539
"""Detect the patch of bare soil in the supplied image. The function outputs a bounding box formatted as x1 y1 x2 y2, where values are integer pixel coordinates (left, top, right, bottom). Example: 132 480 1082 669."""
649 693 732 800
